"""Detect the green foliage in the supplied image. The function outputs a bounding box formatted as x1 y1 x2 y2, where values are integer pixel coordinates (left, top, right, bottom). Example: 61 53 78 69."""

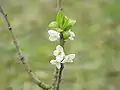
49 11 76 39
49 11 76 31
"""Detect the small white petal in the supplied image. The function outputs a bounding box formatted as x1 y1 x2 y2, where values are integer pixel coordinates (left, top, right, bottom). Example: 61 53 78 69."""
70 31 75 37
68 54 75 60
68 30 75 40
48 30 60 41
53 45 65 58
56 63 61 69
62 54 75 63
53 50 59 56
56 56 64 62
56 45 63 51
69 37 74 40
48 30 59 35
50 60 61 69
50 60 57 65
49 36 58 41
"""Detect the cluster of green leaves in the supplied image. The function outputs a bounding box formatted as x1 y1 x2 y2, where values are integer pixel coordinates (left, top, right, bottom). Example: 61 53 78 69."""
48 11 76 39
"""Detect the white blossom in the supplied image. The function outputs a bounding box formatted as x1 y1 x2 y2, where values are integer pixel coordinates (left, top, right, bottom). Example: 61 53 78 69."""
50 60 61 69
62 54 75 63
50 53 75 69
53 45 65 61
68 30 75 40
50 45 75 69
48 30 60 41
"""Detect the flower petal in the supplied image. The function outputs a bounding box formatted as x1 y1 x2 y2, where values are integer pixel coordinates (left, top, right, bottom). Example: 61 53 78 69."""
50 60 61 69
53 45 65 57
68 30 75 40
48 30 60 41
56 45 63 51
53 50 59 56
56 56 64 62
62 54 75 63
69 37 74 40
50 60 57 65
69 31 75 37
48 30 59 35
56 63 61 69
49 36 58 41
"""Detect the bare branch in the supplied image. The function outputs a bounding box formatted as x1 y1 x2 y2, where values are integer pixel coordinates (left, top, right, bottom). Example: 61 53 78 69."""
52 67 59 90
0 6 51 90
56 0 63 11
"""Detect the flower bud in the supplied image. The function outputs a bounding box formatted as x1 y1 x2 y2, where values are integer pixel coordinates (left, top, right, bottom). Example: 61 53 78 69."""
63 31 70 39
49 21 58 28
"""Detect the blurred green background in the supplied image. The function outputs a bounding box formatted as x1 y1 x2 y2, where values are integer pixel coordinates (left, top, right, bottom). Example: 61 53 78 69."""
0 0 120 90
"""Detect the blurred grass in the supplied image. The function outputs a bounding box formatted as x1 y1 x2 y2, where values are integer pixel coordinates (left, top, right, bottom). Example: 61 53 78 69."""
0 0 120 90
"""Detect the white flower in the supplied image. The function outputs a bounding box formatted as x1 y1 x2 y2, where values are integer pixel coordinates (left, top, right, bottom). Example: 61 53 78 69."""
62 54 75 63
50 54 75 69
48 30 60 41
50 45 75 69
68 30 75 40
50 60 61 69
53 45 65 61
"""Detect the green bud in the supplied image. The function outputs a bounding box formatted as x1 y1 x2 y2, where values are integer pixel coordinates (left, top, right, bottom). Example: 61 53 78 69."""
48 21 58 28
63 31 70 39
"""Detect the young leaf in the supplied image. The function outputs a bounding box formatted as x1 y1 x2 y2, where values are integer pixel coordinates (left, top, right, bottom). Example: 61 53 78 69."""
64 19 76 31
56 11 64 28
62 16 69 30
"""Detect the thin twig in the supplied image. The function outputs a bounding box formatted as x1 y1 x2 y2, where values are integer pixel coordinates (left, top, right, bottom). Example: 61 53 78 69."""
56 0 63 11
52 67 59 90
0 6 51 90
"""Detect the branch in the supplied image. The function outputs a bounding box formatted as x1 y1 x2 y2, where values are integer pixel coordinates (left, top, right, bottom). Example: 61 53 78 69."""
56 0 63 11
51 67 59 90
0 6 51 90
52 0 64 90
55 33 65 90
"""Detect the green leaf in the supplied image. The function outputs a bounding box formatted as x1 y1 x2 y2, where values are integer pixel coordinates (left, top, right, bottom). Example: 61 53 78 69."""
64 19 76 31
56 11 64 28
55 11 76 31
63 16 69 29
48 21 58 28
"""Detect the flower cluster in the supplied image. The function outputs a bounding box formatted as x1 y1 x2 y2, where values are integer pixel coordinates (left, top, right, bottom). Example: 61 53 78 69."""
48 11 76 69
50 45 75 69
